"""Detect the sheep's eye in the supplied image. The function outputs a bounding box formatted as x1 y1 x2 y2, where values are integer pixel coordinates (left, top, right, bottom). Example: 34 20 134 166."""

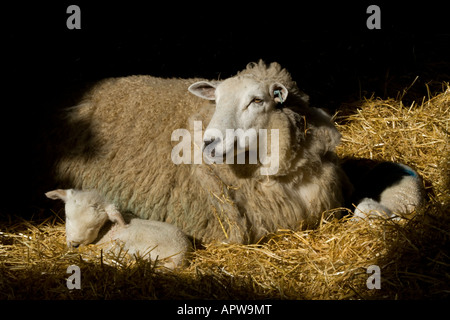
252 98 263 104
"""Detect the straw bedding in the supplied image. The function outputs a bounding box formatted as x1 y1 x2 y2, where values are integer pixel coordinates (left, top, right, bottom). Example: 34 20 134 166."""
1 84 448 300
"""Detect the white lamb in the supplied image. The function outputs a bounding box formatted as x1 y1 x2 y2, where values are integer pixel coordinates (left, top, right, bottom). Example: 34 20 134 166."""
352 162 425 221
45 189 192 269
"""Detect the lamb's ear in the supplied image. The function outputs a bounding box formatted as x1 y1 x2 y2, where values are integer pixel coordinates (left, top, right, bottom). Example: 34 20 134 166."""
269 82 288 104
105 203 126 227
188 81 219 100
45 189 69 202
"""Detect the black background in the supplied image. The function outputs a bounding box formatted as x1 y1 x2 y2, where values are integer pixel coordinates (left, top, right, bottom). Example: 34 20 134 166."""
1 1 449 214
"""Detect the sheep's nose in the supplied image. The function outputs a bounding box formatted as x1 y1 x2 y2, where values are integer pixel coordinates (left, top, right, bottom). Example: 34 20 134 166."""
69 242 80 249
202 137 216 151
203 137 219 158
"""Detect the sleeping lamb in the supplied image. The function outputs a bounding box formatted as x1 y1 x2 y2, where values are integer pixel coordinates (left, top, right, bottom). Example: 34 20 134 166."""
352 162 425 220
45 188 192 269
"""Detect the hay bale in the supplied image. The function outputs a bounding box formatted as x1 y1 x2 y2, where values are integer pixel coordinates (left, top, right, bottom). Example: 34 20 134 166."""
335 84 449 199
0 84 448 299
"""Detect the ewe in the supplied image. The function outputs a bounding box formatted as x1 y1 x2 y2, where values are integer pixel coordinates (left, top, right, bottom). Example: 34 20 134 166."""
45 189 191 269
53 61 351 243
51 60 424 243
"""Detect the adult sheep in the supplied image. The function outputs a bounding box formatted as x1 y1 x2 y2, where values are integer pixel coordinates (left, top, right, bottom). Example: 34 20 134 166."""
52 60 351 244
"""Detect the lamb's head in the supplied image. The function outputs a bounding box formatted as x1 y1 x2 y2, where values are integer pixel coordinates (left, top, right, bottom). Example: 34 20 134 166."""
45 189 125 248
189 61 309 175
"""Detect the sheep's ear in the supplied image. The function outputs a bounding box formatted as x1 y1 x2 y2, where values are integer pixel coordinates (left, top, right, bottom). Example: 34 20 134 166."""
105 204 126 227
45 189 69 202
269 82 288 104
188 81 218 100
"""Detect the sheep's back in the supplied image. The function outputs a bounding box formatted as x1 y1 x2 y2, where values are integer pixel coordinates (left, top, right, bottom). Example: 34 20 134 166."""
55 76 210 222
117 219 191 259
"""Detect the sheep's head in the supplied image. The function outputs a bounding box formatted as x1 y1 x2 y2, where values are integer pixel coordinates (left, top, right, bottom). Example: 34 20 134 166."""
45 189 125 248
188 61 311 177
189 76 288 162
